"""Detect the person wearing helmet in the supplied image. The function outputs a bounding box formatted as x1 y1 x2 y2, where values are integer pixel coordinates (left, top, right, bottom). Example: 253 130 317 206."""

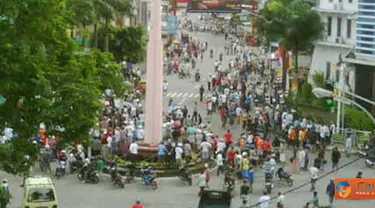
132 200 144 208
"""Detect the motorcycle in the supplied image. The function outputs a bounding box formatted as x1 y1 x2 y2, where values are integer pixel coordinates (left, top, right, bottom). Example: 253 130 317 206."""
55 160 66 179
69 153 84 174
141 166 158 189
358 143 369 157
223 172 235 193
195 72 200 82
178 167 192 186
365 156 375 168
110 163 125 188
265 172 273 194
77 168 100 184
276 169 293 187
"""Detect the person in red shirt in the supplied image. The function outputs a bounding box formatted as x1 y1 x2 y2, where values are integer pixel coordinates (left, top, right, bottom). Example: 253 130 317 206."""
224 130 232 150
212 136 218 154
132 200 144 208
262 139 271 156
227 147 236 168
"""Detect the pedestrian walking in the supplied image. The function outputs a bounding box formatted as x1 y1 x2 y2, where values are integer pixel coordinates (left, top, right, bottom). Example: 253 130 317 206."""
276 192 284 208
312 191 319 207
326 178 335 206
309 165 319 191
331 147 341 171
215 151 224 176
197 172 206 196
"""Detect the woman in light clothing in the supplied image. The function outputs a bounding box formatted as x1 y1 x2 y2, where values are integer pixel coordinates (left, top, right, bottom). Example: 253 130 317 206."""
197 172 206 196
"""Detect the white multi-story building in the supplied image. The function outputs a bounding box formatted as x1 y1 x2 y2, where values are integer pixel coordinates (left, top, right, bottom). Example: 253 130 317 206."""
309 0 357 91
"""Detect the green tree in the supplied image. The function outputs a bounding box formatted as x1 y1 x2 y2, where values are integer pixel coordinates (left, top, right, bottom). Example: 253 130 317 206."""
344 107 375 131
301 82 313 101
97 26 147 63
257 0 324 71
65 0 96 45
0 0 125 176
95 0 134 51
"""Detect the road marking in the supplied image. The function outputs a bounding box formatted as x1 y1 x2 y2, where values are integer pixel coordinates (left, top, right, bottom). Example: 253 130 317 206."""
194 85 200 89
169 92 177 97
188 93 194 98
194 94 200 98
178 98 187 105
182 93 190 98
166 92 173 97
175 92 183 98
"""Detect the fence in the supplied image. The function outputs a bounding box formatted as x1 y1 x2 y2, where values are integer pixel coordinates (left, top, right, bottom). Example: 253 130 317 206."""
333 128 373 146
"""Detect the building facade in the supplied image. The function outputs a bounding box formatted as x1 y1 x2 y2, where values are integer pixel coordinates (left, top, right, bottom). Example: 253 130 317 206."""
310 0 357 92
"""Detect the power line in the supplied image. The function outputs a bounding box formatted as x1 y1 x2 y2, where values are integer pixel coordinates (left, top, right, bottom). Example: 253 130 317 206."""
248 155 362 207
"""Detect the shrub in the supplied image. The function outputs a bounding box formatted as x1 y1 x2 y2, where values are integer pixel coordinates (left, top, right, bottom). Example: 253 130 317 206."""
301 82 313 101
344 107 375 131
312 72 325 88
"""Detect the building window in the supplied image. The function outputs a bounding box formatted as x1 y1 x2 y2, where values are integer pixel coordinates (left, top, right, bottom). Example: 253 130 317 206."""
347 20 352 38
327 17 332 36
337 17 342 37
326 62 331 79
349 0 352 3
336 69 340 83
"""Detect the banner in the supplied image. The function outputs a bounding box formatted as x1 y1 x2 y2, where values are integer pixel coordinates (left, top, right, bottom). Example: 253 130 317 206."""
335 178 375 200
187 0 241 13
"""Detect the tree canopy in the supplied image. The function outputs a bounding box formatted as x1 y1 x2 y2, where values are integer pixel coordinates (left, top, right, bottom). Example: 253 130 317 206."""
257 0 324 70
97 25 148 63
0 0 125 176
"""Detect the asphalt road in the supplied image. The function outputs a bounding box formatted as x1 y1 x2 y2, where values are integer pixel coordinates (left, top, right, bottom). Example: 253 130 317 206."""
2 14 373 208
1 153 374 208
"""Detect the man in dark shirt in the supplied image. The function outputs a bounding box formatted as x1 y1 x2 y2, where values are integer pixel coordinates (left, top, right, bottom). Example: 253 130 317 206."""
240 180 250 206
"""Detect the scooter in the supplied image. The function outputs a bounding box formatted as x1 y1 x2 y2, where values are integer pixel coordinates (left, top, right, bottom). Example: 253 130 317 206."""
178 167 192 186
140 166 158 189
265 172 273 194
365 156 375 168
77 168 100 184
55 160 66 179
358 143 369 157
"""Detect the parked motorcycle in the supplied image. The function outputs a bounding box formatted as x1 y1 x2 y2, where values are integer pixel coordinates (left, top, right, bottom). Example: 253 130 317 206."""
358 143 369 157
178 166 192 186
69 153 84 174
365 156 375 168
140 166 158 189
55 160 66 179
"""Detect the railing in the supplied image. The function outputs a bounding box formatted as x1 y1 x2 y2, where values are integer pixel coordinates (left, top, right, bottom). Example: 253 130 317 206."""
332 128 373 146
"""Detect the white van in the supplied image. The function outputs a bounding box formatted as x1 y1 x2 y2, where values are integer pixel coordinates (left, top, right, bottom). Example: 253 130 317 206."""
21 176 58 208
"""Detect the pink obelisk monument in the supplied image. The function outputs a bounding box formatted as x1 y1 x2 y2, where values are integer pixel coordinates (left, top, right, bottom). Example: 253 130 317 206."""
144 0 163 145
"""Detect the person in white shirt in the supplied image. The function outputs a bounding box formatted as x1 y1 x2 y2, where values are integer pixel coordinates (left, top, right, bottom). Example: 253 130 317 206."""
310 165 319 191
163 80 168 95
175 143 184 166
216 138 226 153
200 139 212 161
224 87 230 95
258 191 271 208
220 94 227 105
276 192 284 208
129 141 138 155
215 152 224 176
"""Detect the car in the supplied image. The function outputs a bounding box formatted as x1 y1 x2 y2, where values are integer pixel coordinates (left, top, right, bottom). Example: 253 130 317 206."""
198 190 231 208
21 176 58 208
